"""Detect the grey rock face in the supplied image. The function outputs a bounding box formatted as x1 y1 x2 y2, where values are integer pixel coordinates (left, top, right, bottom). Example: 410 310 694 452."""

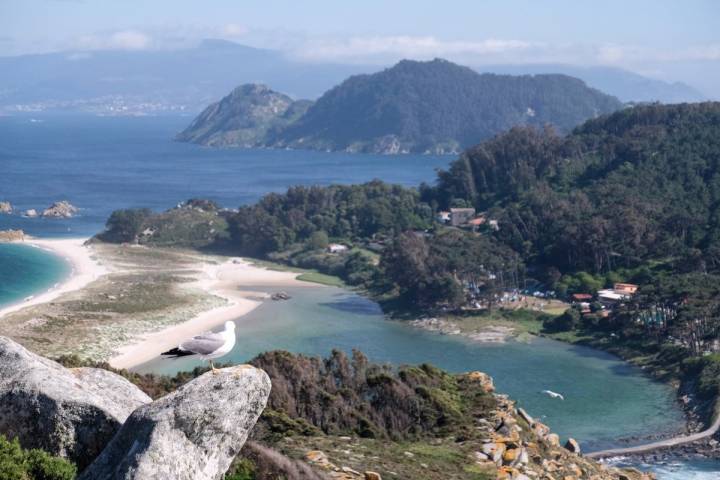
80 365 271 480
42 200 78 218
0 337 151 469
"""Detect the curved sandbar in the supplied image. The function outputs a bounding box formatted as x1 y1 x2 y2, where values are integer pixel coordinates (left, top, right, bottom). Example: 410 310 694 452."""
108 258 311 370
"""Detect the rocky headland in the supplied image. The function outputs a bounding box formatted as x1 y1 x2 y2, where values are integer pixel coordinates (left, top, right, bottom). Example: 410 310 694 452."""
0 336 271 479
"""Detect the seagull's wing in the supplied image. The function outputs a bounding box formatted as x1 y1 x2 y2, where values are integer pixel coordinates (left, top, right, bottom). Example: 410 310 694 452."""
179 332 226 355
558 394 565 400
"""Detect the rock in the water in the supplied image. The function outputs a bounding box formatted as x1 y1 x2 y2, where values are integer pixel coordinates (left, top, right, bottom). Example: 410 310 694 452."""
564 437 581 454
0 337 151 470
0 229 24 242
80 365 271 480
42 200 78 218
23 209 38 218
0 201 12 214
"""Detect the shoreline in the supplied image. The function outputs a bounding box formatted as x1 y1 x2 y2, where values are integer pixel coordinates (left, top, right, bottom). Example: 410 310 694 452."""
406 310 718 462
0 239 317 371
0 237 107 319
107 257 310 370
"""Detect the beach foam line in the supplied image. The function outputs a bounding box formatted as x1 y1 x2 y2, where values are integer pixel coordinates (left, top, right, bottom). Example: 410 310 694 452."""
0 237 107 319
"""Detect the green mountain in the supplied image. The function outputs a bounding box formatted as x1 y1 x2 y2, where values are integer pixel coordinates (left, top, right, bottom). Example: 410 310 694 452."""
175 84 312 147
177 58 623 154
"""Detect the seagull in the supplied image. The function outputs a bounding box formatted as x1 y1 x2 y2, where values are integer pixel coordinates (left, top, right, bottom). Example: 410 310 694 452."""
161 321 236 373
541 390 565 400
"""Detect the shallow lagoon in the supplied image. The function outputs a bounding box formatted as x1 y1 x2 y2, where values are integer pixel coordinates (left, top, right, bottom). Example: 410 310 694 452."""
138 286 687 454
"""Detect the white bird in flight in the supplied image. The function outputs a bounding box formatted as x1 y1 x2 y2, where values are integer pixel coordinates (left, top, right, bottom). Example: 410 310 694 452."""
161 320 236 372
541 390 565 400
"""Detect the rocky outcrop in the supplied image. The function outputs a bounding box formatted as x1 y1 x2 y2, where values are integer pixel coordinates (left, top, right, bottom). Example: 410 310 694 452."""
0 337 151 470
0 229 24 241
565 437 581 454
0 201 12 214
42 200 78 218
471 388 653 480
80 365 271 480
23 209 38 218
176 84 312 147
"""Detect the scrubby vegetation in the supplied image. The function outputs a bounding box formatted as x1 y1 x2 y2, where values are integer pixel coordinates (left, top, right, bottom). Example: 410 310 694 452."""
57 350 498 479
0 435 76 480
56 351 649 480
58 349 497 443
96 199 228 248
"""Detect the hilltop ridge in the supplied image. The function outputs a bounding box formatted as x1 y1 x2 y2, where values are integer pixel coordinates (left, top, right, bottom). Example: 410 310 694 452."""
177 58 623 154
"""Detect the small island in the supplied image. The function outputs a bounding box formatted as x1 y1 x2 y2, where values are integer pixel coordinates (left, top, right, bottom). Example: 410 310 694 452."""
176 58 623 154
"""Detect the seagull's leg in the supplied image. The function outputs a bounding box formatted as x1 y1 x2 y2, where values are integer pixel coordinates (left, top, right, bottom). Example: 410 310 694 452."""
210 359 218 374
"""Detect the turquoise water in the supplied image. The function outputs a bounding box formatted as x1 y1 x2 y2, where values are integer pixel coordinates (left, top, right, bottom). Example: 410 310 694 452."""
0 243 70 308
137 286 686 454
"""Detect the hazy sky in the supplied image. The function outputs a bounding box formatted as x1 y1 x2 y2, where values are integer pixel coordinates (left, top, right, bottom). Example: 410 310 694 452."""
2 0 719 95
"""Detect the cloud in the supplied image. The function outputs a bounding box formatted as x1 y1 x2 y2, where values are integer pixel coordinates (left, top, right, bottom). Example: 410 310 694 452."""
221 23 248 38
109 30 151 50
66 52 92 61
592 42 720 66
291 35 536 63
74 29 151 51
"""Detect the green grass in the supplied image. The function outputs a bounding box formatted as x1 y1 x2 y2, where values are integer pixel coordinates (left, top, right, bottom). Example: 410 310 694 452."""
245 257 347 287
297 271 346 287
440 308 555 338
245 257 309 273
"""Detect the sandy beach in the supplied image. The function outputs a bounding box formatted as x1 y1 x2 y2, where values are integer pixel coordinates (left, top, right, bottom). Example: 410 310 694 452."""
1 238 316 370
108 258 309 370
0 237 107 319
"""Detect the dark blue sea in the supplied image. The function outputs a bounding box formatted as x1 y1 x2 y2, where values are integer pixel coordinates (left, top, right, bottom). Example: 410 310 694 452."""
0 114 450 238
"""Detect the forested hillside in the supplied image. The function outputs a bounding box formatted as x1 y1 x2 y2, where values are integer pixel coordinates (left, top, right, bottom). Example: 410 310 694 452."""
178 58 623 154
428 102 720 274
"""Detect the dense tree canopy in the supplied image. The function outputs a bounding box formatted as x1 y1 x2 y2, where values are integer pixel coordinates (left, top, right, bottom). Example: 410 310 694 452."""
227 181 432 257
381 229 522 309
278 59 621 154
428 102 720 274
